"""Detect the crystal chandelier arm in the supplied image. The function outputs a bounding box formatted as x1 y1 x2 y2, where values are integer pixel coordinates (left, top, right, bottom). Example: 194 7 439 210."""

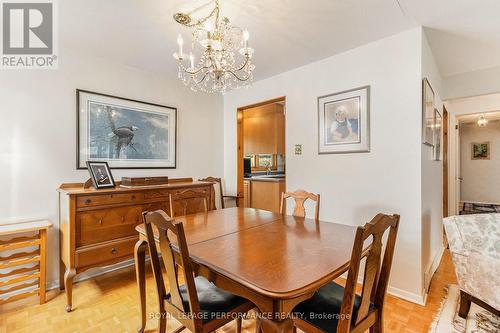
227 69 251 82
234 55 251 72
194 71 210 85
178 61 210 75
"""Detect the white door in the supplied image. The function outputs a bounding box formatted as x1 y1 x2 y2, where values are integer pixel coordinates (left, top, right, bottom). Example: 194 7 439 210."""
456 122 462 214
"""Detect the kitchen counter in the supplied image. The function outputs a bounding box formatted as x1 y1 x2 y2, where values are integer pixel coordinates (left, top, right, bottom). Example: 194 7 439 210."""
244 176 285 183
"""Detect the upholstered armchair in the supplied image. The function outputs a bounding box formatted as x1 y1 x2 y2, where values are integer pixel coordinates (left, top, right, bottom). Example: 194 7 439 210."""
443 214 500 317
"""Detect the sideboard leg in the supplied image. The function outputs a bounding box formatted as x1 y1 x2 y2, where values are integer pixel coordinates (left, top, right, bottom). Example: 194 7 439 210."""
64 268 76 312
59 260 66 290
134 239 148 333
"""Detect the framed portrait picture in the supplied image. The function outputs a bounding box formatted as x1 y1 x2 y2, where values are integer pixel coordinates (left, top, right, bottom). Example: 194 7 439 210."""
422 78 435 146
318 86 370 154
77 90 177 169
86 161 115 189
471 142 490 160
433 109 442 161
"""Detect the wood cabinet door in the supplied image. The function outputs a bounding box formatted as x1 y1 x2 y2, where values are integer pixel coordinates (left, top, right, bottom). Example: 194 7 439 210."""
243 104 278 154
243 181 251 208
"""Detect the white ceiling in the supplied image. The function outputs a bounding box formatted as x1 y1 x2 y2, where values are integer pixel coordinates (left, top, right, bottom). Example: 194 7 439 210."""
60 0 500 81
459 111 500 124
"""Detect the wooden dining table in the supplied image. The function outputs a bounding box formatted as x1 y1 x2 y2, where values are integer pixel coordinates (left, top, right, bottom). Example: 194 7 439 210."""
134 207 359 333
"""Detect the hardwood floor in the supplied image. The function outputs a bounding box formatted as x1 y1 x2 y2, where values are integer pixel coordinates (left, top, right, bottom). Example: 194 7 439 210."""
0 251 457 333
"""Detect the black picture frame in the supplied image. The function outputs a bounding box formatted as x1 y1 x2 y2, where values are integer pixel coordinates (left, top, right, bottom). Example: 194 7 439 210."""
86 161 116 189
76 89 177 169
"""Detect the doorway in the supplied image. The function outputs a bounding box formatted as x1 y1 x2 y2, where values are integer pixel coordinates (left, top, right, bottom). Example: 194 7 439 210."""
451 110 500 215
236 97 286 212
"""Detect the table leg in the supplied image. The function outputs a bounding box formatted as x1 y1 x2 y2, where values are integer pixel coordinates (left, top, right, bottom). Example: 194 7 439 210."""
134 239 148 333
260 318 294 333
64 267 76 312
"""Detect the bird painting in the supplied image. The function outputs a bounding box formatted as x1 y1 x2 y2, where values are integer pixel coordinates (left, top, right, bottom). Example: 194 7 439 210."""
105 106 139 159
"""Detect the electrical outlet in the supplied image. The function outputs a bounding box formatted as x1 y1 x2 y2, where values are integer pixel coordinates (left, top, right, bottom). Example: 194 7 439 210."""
294 144 302 155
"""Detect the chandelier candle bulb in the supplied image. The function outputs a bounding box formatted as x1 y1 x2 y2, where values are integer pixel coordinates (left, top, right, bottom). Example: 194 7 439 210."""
177 34 184 57
189 52 194 69
243 29 249 49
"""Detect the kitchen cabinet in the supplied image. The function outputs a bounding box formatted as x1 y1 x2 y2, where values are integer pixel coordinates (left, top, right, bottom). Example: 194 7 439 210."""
243 103 285 155
250 179 285 213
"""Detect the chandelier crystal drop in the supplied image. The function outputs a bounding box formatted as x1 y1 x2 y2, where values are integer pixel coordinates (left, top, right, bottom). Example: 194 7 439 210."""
173 0 255 94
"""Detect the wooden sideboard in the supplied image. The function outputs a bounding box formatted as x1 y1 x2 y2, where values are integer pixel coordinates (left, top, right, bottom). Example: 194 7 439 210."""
57 179 213 312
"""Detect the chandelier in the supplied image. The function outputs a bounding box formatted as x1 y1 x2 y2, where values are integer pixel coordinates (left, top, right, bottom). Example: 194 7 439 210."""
477 114 488 127
173 0 255 93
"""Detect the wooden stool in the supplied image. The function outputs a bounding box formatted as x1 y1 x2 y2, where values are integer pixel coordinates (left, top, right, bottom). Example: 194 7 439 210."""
0 220 52 305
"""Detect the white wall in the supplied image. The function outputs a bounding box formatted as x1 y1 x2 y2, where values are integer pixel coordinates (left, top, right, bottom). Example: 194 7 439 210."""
0 47 223 286
460 121 500 203
224 28 426 302
420 32 444 293
443 66 500 100
446 93 500 215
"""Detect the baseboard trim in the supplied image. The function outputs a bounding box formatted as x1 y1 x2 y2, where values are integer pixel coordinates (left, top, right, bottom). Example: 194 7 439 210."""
339 273 427 306
387 285 426 305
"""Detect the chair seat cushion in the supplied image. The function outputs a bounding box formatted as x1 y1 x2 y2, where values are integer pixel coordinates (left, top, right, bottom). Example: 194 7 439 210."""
173 276 249 322
293 282 370 333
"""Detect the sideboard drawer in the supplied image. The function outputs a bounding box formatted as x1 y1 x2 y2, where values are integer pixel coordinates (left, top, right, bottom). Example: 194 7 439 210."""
76 205 143 246
77 193 143 208
75 237 137 269
144 189 171 199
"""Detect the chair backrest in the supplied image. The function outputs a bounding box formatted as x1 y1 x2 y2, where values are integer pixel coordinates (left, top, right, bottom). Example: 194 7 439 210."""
143 210 202 329
198 177 224 209
280 190 321 220
337 213 400 333
169 188 209 217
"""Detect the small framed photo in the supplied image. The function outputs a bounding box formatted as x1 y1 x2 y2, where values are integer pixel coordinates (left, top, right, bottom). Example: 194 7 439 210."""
86 161 116 189
433 109 442 161
471 142 490 160
318 86 370 154
422 78 435 146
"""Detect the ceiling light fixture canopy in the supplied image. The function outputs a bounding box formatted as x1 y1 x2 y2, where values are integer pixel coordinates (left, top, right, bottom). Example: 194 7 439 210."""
173 0 255 94
477 114 488 127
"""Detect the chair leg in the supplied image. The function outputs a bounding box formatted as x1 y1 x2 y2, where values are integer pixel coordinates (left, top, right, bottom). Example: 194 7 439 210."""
369 321 383 333
293 326 297 333
158 315 167 333
255 317 261 333
236 317 242 333
458 290 472 318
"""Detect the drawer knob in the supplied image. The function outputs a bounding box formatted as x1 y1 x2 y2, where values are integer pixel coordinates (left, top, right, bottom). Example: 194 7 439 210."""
85 199 92 204
98 219 103 225
131 195 136 200
110 248 117 255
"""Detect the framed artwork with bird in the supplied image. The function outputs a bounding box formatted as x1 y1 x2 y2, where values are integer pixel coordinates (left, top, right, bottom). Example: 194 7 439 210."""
77 90 177 169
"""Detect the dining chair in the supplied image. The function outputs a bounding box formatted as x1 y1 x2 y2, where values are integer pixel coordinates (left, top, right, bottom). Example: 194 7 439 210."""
143 210 255 333
198 177 241 209
280 190 321 220
292 213 400 333
169 188 209 217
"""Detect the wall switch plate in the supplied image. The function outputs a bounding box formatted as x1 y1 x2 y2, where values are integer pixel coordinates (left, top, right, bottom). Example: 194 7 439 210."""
294 144 302 155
